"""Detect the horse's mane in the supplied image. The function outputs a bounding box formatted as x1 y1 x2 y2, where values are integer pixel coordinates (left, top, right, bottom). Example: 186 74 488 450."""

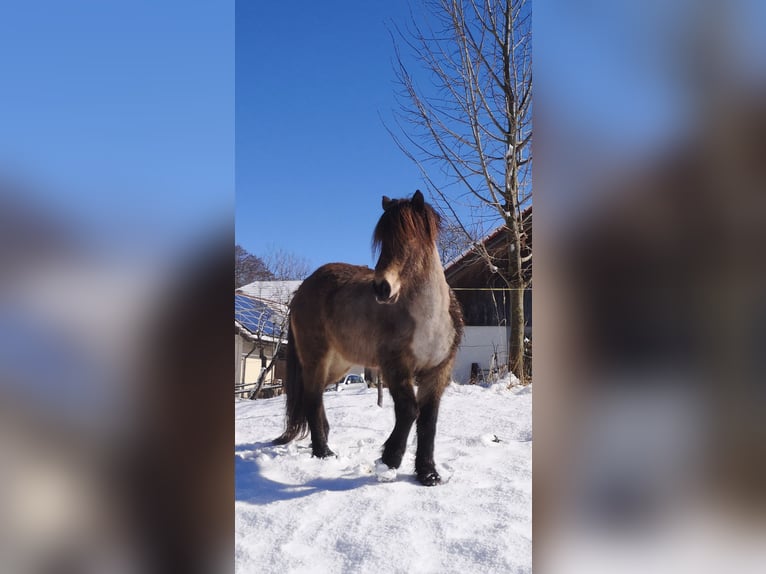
372 197 441 258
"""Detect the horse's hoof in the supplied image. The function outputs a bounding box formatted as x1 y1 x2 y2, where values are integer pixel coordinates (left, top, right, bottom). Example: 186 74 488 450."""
374 459 397 482
312 446 335 458
417 471 442 486
381 449 404 470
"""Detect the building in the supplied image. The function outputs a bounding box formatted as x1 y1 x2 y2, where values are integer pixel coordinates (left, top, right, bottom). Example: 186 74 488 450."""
444 207 532 383
234 281 301 398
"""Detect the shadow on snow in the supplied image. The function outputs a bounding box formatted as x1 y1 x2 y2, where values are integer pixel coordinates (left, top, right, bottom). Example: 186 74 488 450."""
235 442 373 505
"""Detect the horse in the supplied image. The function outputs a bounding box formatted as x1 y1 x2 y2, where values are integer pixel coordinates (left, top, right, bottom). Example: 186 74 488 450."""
273 190 463 486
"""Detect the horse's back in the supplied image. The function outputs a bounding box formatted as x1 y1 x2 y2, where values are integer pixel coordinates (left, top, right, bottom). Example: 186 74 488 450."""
290 263 381 363
292 262 374 310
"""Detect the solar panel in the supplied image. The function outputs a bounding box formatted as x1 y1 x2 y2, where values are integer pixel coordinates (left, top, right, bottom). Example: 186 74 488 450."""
235 293 284 339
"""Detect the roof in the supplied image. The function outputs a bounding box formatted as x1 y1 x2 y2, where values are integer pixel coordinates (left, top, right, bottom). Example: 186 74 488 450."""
443 226 505 272
235 281 302 343
238 280 302 311
444 205 532 286
235 293 286 343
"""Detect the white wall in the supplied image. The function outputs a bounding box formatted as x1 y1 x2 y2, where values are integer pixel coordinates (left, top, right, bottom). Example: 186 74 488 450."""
452 326 511 383
234 335 243 386
239 339 279 385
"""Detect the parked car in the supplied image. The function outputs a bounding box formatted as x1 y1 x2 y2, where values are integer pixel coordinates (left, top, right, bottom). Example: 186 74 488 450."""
327 373 366 392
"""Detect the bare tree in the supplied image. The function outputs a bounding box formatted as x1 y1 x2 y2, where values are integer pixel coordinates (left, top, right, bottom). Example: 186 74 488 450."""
390 0 532 382
438 219 474 266
235 244 274 288
247 318 287 400
263 246 312 281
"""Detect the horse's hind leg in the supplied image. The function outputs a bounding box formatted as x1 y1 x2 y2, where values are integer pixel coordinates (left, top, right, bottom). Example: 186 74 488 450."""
305 389 334 458
381 364 418 469
414 364 452 486
303 354 348 458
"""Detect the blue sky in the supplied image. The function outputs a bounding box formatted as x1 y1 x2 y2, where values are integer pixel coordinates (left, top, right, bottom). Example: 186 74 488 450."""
0 1 233 254
235 2 424 269
5 1 762 266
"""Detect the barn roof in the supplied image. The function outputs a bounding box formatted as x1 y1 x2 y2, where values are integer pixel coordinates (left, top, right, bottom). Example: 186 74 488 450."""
444 205 532 286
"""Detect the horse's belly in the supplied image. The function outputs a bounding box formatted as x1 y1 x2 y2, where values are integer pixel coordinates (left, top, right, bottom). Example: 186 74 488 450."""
331 328 380 367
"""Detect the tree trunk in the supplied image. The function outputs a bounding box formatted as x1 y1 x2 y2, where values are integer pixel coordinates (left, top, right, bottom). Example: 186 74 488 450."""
508 284 525 384
248 343 280 400
506 211 527 384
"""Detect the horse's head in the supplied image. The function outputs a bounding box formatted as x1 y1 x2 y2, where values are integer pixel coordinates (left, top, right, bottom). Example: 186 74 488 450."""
372 190 441 304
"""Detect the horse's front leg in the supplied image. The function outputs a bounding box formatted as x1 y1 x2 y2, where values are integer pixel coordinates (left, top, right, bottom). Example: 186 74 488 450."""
414 365 451 486
380 365 418 470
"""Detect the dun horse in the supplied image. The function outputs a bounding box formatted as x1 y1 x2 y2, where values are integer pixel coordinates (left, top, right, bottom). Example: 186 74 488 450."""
273 190 463 486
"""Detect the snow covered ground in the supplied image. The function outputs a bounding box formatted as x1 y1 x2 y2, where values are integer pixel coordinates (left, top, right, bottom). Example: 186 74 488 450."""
235 379 531 573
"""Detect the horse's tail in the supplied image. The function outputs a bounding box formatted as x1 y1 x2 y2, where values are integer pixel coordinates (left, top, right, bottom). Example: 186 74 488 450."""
273 323 308 445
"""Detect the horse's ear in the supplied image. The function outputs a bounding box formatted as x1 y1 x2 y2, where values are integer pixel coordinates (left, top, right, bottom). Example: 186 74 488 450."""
412 190 425 210
382 196 393 211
